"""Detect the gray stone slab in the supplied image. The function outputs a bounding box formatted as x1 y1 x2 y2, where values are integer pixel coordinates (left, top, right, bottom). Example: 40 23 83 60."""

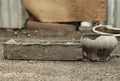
3 39 83 60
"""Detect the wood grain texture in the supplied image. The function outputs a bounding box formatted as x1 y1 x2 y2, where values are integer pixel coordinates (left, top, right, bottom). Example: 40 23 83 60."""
3 39 83 60
25 20 77 31
23 0 106 22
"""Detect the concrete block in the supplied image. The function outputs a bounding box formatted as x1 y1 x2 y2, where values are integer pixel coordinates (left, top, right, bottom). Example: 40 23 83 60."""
3 39 83 60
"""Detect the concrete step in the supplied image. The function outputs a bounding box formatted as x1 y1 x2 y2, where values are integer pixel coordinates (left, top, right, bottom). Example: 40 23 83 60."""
3 39 83 60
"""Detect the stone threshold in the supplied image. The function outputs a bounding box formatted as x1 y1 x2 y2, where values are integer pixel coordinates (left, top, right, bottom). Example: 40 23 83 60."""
3 39 83 61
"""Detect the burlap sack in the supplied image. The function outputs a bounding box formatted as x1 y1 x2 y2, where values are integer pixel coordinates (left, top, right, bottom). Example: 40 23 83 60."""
23 0 106 22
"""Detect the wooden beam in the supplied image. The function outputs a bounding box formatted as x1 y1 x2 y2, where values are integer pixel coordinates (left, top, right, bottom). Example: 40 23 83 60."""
3 39 83 60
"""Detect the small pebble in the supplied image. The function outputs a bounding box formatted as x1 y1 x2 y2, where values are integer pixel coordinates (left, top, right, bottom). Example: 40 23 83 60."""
6 39 17 44
22 31 27 34
104 73 109 76
35 30 38 33
27 34 31 37
14 32 18 35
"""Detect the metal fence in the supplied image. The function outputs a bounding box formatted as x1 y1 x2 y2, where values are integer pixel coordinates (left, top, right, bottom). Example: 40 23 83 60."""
0 0 27 29
0 0 120 29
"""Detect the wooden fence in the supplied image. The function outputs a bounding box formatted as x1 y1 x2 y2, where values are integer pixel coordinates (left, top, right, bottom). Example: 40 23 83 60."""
0 0 120 29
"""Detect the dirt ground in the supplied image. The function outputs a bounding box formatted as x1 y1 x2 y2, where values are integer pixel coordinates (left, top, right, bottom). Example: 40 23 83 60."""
0 29 119 81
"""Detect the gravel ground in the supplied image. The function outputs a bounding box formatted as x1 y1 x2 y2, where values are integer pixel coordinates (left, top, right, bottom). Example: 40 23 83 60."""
0 29 119 81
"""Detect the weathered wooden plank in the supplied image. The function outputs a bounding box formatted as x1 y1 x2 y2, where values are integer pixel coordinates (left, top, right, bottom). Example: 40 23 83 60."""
3 39 83 60
25 20 76 31
1 0 10 28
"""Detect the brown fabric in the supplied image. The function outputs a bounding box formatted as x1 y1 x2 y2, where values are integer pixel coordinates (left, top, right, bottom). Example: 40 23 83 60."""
27 11 38 21
23 0 106 22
